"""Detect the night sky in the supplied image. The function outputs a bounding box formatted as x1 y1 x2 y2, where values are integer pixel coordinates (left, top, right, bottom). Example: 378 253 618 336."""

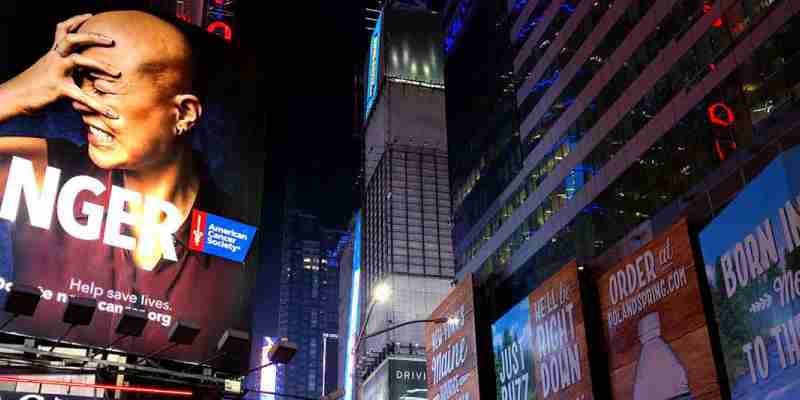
238 1 366 230
237 1 369 338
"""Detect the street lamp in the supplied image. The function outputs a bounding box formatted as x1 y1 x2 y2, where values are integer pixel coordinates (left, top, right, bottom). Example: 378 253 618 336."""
354 282 391 355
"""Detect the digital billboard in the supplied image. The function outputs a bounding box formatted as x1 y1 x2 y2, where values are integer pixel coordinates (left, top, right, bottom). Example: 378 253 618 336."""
343 213 362 400
364 13 383 123
528 262 593 400
492 295 534 400
425 273 481 400
599 220 721 399
492 262 594 400
260 337 277 400
0 9 262 366
699 144 800 399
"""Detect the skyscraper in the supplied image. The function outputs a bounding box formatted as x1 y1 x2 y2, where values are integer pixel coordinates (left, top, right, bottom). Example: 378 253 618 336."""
277 210 344 398
358 2 456 385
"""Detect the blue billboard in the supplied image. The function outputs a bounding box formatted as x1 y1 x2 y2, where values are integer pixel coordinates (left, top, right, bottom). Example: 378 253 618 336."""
344 212 362 400
699 144 800 399
491 297 535 400
364 14 383 123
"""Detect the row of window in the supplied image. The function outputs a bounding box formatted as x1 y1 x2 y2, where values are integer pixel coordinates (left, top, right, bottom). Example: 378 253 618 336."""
459 0 701 265
477 3 797 280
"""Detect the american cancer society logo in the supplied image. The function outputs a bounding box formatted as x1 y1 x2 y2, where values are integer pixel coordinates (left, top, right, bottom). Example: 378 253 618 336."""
188 210 257 263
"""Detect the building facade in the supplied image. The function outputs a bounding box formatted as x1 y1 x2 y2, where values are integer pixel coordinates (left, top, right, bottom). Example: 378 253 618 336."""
444 0 800 311
277 210 344 398
358 2 457 391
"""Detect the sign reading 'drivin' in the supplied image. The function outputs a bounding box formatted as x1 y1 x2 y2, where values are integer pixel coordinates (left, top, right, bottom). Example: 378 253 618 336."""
426 274 480 400
188 210 256 262
0 8 263 367
598 220 721 399
390 358 428 400
699 144 800 399
529 261 593 400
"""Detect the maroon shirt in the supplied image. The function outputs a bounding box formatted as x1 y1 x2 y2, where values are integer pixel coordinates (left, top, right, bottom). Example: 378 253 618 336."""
8 139 249 362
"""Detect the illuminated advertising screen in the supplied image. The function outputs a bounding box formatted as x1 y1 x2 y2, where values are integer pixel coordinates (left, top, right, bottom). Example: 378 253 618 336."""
492 262 594 400
598 220 720 399
259 337 277 400
492 296 534 400
699 144 800 399
0 9 262 366
344 212 362 400
364 14 383 123
528 262 592 400
425 273 481 400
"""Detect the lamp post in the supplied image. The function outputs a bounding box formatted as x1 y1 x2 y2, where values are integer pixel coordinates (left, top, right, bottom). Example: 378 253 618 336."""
320 333 338 398
353 282 391 355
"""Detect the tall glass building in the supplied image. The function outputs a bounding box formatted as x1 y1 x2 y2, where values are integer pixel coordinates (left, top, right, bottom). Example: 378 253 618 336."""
358 2 456 385
444 0 800 314
277 210 344 398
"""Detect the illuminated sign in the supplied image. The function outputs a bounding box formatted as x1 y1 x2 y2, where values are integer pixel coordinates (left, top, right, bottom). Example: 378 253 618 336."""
344 213 362 400
699 144 800 398
206 21 232 41
0 8 262 366
426 274 481 400
601 221 721 399
364 14 383 122
260 337 277 400
707 102 735 127
188 210 257 262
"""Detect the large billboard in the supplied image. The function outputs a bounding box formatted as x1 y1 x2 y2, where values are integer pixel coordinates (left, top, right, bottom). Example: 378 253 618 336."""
599 220 721 399
363 13 383 123
492 293 534 400
0 9 262 367
528 262 593 400
699 144 800 399
425 274 481 400
492 262 594 400
343 213 362 400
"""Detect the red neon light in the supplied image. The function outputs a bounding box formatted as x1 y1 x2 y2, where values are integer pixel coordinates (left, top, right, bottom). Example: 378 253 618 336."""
207 21 233 41
0 376 192 397
715 140 726 161
708 102 735 127
703 2 723 28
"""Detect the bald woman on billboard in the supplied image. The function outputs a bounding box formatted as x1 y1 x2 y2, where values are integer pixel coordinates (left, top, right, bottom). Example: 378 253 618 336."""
0 11 246 362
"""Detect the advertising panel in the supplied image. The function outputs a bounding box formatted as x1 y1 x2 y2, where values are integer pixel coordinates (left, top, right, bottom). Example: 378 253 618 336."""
344 213 362 400
364 13 383 123
699 144 800 399
425 273 480 400
598 219 721 399
390 358 427 400
0 9 262 365
382 8 444 86
492 295 534 400
259 337 277 400
528 261 593 400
